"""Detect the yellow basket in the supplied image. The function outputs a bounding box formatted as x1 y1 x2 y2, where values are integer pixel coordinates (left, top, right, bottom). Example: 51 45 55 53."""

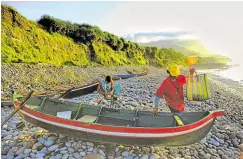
186 74 210 101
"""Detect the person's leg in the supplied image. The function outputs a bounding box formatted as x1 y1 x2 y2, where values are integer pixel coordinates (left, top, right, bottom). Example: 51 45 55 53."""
168 106 181 113
98 87 108 99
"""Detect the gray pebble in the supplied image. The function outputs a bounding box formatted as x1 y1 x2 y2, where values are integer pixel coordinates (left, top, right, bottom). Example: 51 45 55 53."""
80 151 86 156
62 153 69 159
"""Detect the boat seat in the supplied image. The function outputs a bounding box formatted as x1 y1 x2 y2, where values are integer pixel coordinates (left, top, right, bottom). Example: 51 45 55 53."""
57 111 72 119
76 115 98 123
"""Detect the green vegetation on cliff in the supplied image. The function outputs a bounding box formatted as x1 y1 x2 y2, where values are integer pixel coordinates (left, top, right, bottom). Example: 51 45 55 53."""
1 5 188 67
1 5 90 66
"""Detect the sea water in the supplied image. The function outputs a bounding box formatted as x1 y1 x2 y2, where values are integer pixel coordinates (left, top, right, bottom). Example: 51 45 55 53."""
215 64 243 83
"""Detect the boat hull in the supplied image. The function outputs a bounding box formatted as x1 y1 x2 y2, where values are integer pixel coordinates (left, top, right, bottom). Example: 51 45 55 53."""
57 73 148 99
62 82 99 99
18 109 215 146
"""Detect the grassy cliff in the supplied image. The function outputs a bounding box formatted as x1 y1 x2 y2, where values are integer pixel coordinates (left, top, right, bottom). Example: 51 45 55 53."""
1 5 90 66
1 5 187 67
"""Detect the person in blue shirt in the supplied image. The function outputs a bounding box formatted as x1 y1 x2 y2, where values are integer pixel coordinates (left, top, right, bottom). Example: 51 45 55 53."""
97 76 115 99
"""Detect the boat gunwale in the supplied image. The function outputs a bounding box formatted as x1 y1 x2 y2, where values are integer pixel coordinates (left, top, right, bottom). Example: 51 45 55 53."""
14 100 224 134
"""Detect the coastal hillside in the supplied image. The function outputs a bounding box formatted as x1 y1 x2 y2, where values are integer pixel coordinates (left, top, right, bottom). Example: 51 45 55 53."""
1 5 187 67
124 33 231 64
139 39 231 64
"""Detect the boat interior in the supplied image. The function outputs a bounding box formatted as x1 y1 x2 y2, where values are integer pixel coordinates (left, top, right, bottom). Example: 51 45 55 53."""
25 97 209 128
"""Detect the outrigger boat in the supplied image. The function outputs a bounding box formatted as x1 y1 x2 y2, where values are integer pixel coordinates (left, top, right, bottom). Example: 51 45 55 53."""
13 96 224 146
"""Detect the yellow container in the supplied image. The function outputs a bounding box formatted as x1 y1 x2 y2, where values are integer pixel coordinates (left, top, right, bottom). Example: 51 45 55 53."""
186 56 198 65
186 74 210 101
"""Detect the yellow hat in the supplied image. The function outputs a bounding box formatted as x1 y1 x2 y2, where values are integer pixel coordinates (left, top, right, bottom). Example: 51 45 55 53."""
167 64 180 76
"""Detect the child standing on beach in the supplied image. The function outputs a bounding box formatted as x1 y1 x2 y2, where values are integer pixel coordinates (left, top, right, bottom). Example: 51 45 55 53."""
153 64 195 115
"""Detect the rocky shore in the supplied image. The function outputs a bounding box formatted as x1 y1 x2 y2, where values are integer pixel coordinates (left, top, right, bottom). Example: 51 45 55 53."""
1 63 151 100
1 65 243 159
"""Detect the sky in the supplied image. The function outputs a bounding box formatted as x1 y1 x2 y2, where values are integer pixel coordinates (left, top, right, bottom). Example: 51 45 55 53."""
2 1 243 64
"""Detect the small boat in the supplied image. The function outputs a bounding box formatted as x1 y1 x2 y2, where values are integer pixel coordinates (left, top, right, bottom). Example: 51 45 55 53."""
62 73 147 99
13 97 224 146
113 74 137 79
61 82 99 99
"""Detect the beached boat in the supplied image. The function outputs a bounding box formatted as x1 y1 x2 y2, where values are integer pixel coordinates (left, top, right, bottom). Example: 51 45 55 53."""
61 82 99 99
62 72 148 99
13 97 224 146
114 74 137 79
113 74 137 79
1 72 148 103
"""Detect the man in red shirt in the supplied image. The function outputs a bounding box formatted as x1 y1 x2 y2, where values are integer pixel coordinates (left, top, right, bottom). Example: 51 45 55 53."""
153 64 195 115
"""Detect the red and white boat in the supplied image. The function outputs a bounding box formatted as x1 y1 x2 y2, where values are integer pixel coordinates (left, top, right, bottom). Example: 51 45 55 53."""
13 96 224 146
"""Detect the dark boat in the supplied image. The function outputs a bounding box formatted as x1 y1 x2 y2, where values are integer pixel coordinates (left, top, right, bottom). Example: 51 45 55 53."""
62 72 148 99
1 72 148 103
13 96 224 146
61 82 99 99
113 74 137 79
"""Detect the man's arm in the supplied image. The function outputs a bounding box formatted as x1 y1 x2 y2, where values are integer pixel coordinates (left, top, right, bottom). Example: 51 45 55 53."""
154 96 160 108
182 68 195 83
154 79 166 108
97 83 101 92
186 68 195 77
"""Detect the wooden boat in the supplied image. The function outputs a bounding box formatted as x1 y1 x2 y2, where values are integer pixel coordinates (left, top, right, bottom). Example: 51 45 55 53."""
62 73 147 99
61 82 99 99
13 96 224 146
113 74 137 79
1 72 148 103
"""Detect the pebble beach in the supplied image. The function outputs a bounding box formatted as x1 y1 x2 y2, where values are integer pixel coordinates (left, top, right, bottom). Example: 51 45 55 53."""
1 66 243 159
